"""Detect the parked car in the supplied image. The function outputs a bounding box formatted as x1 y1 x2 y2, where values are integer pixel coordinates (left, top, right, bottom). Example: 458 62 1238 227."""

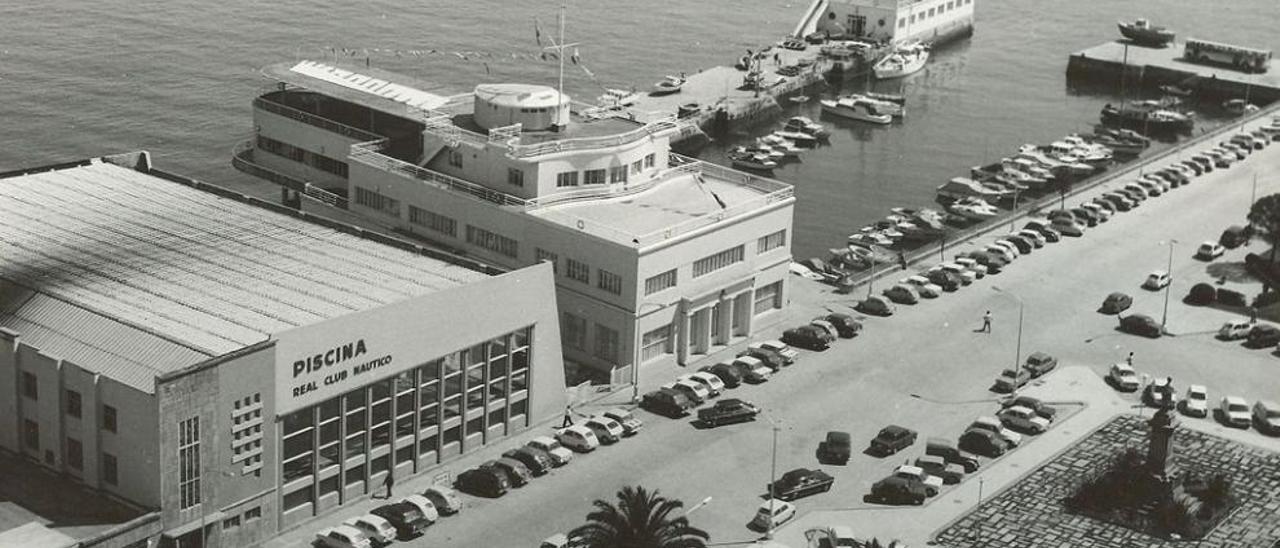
316 525 374 548
769 468 836 501
822 313 863 338
1051 216 1084 237
1022 352 1058 377
901 275 943 298
1017 229 1047 247
1220 396 1252 428
1143 270 1171 290
455 466 511 497
743 340 798 368
1100 193 1133 212
959 428 1010 457
555 425 601 452
489 458 533 487
925 268 963 291
807 319 841 343
857 295 896 316
1082 201 1113 220
782 325 832 350
998 405 1051 434
602 408 643 436
1180 159 1205 175
883 283 921 305
750 500 797 530
970 416 1022 447
683 372 726 399
867 476 928 505
1185 283 1217 305
925 437 981 472
1068 207 1099 226
983 243 1017 263
1001 235 1034 255
702 361 744 388
696 398 761 427
370 501 431 538
341 515 396 547
940 262 979 284
913 455 965 484
1220 225 1250 249
1195 241 1226 260
640 388 696 418
1001 395 1057 422
502 447 552 476
1246 324 1280 348
1254 400 1280 435
893 465 943 496
869 425 917 456
1182 385 1209 418
1119 314 1162 338
954 256 990 277
993 368 1031 393
732 356 774 383
1189 154 1215 172
664 379 709 405
1143 377 1179 409
527 436 574 467
399 495 439 525
1100 292 1133 314
422 485 463 515
817 431 852 465
1108 362 1141 391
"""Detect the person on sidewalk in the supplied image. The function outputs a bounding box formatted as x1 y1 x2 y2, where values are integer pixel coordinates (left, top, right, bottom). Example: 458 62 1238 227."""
383 469 395 499
1249 306 1258 323
1126 352 1134 366
898 251 908 271
980 310 992 333
561 404 575 428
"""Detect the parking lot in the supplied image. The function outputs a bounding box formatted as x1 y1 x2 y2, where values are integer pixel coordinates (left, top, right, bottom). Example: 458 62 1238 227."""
277 119 1280 548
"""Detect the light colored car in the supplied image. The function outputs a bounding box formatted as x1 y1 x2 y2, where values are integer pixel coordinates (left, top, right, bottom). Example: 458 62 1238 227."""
583 415 625 444
1220 396 1252 428
681 372 725 398
528 436 574 466
1144 377 1179 408
1050 216 1084 237
1017 229 1047 247
316 525 373 548
954 256 989 278
422 485 463 514
1196 241 1225 260
940 263 977 284
1182 385 1209 418
1081 202 1111 222
1143 270 1171 290
901 275 943 297
750 500 796 530
969 416 1023 447
401 494 440 524
1108 362 1140 391
555 424 601 452
746 340 798 368
893 464 943 495
983 244 1016 263
667 379 711 403
1254 401 1280 435
990 240 1021 259
602 408 643 436
998 405 1050 434
734 355 775 381
342 515 396 547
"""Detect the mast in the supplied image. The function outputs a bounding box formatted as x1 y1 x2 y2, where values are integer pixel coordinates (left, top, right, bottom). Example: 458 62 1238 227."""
558 4 565 108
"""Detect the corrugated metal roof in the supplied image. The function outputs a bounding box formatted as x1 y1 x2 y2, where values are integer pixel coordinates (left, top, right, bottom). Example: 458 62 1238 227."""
0 158 489 391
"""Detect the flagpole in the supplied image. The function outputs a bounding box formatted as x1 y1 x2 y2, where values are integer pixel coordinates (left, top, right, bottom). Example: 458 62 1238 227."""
558 3 566 111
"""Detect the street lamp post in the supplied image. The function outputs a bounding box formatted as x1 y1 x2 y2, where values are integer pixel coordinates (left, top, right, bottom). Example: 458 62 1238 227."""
992 286 1025 392
1161 240 1177 332
683 496 713 518
766 419 781 540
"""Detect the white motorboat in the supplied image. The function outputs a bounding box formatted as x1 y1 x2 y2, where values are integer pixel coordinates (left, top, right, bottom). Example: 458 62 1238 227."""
755 137 803 159
874 41 929 80
820 97 892 124
849 231 895 247
650 75 686 96
732 145 785 162
728 150 777 171
1017 145 1092 176
936 177 1006 202
842 94 905 118
598 88 642 107
782 116 830 138
948 202 997 220
772 130 818 148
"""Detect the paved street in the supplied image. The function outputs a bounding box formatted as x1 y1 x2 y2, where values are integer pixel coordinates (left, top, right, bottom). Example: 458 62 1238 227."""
269 119 1280 548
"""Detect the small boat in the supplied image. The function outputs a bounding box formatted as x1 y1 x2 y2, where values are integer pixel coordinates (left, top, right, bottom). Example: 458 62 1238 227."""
948 202 997 221
874 41 929 80
649 75 686 96
842 94 905 117
732 145 786 162
1223 99 1260 116
1159 84 1193 97
1117 19 1175 47
782 116 830 138
1101 103 1194 134
936 177 1007 202
772 130 818 148
864 92 907 105
1085 134 1145 157
820 97 892 124
755 137 802 159
849 231 895 248
598 88 642 107
1016 145 1093 177
728 150 777 171
788 95 811 104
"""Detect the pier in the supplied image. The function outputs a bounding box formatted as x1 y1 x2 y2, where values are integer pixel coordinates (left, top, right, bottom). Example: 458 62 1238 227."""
1067 40 1280 103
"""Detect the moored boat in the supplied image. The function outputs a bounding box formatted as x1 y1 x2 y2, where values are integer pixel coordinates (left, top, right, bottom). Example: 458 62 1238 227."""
728 150 777 171
1223 99 1260 116
598 88 642 107
820 97 892 124
772 130 818 148
782 116 830 138
1101 102 1194 134
874 41 929 79
936 176 1007 202
1117 19 1175 47
649 75 686 96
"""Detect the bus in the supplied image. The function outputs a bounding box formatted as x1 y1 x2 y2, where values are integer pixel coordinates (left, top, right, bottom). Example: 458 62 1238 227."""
1183 38 1271 74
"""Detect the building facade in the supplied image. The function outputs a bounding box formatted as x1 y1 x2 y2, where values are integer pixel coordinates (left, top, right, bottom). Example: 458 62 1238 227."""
0 152 564 548
235 61 796 383
809 0 975 45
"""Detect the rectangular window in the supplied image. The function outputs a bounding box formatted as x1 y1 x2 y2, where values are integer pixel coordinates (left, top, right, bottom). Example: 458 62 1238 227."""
245 507 261 521
466 225 519 258
448 149 464 168
562 313 587 351
928 7 935 16
103 453 118 485
641 325 673 362
222 516 241 530
594 324 621 363
630 160 643 175
644 153 656 169
178 417 201 509
693 245 744 278
66 389 82 419
754 281 783 315
353 186 400 217
566 258 590 284
898 18 905 28
584 169 606 185
23 420 38 450
644 269 677 295
536 248 558 273
597 269 623 295
67 437 83 470
21 372 37 400
609 165 628 184
507 168 524 187
103 405 117 433
757 230 787 254
408 206 457 237
556 171 579 187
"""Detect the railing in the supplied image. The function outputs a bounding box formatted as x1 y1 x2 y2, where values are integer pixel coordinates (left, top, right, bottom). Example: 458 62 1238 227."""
505 117 684 158
253 96 383 142
232 140 350 208
348 140 530 208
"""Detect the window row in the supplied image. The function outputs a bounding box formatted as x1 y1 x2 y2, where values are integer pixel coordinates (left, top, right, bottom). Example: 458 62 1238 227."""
554 153 659 188
409 205 458 237
20 375 119 433
354 186 401 217
693 245 744 278
465 225 519 258
257 135 349 178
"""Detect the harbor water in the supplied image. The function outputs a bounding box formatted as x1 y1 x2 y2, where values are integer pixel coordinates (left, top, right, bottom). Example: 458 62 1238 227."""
0 0 1275 259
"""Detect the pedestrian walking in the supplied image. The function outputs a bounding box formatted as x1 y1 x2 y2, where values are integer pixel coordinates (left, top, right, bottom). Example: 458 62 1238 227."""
561 404 575 427
1249 306 1258 323
897 251 908 271
383 469 395 499
1126 352 1134 365
981 310 992 333
774 52 781 65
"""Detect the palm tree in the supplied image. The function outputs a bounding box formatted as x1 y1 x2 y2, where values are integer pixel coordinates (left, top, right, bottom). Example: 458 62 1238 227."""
570 486 710 548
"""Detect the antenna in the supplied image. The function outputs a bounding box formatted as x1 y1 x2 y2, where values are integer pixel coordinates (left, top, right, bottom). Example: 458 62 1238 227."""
543 2 579 130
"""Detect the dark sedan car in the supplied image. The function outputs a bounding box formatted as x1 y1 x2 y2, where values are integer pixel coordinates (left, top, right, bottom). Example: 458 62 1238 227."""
822 313 863 338
925 269 961 292
455 466 510 498
488 458 532 487
1022 351 1058 377
1001 235 1033 255
782 325 830 351
502 447 551 476
370 502 431 539
818 431 852 465
866 477 928 505
701 362 743 388
1100 292 1132 314
1119 314 1162 338
769 468 836 501
959 428 1010 457
869 425 917 456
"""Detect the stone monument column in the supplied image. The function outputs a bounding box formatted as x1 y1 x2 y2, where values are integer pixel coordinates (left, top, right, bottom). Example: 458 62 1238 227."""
1147 406 1179 482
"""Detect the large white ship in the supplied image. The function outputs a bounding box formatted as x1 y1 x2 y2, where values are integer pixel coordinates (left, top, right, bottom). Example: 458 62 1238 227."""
795 0 975 48
873 41 930 79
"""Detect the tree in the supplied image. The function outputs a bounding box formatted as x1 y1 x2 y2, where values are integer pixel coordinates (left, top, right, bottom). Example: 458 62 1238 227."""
570 486 710 548
1247 193 1280 263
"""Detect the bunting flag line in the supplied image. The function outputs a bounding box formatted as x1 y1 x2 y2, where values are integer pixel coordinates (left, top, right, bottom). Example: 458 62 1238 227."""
534 18 544 47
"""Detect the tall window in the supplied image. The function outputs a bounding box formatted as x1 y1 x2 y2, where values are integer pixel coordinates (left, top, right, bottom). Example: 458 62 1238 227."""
23 420 38 450
66 390 82 419
644 153 656 169
693 245 745 277
448 149 464 168
21 372 37 400
630 160 643 175
536 248 558 273
584 169 606 185
644 269 677 295
757 230 787 254
562 313 587 351
557 171 579 187
641 325 673 362
754 281 783 315
178 417 201 509
103 453 118 485
103 405 118 433
353 186 400 217
67 437 83 470
566 259 590 284
409 206 458 237
507 168 524 187
597 269 623 295
594 324 621 363
609 166 628 184
466 225 519 258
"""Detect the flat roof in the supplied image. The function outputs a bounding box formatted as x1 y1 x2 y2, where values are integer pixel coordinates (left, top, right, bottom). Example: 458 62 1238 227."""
0 156 488 392
265 60 467 120
451 112 645 144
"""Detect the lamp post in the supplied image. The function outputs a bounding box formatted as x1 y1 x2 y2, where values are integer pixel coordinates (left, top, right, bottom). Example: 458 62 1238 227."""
1160 239 1177 332
866 255 877 300
992 286 1024 393
683 496 713 518
766 418 781 540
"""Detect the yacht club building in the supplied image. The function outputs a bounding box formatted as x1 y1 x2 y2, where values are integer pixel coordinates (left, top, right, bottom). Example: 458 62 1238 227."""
235 60 796 383
799 0 975 45
0 152 564 547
